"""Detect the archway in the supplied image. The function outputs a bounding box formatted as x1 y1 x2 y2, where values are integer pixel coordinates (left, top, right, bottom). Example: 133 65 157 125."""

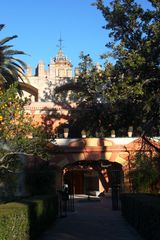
62 159 123 197
64 168 99 195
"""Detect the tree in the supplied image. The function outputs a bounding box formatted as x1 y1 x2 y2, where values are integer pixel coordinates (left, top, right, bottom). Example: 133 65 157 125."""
0 83 49 156
93 0 160 136
0 25 48 155
55 52 113 137
52 1 160 137
0 24 26 89
0 25 55 198
0 83 53 197
55 51 142 137
0 83 31 152
129 152 160 193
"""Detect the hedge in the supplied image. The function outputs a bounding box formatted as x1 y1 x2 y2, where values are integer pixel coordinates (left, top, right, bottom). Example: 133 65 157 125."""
120 193 160 240
0 195 58 240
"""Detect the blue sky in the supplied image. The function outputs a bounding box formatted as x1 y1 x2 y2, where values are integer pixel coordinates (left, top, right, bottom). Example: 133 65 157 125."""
1 0 152 71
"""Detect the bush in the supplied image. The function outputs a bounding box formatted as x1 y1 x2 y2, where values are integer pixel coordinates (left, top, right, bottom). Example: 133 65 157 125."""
121 193 160 240
0 195 58 240
0 202 29 240
128 152 160 193
27 195 58 239
25 161 56 196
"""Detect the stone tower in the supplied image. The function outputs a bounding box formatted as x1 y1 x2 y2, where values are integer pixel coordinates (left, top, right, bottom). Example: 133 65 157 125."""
24 38 74 101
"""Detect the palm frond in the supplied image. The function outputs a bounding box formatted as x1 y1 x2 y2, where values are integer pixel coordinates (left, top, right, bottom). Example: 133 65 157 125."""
10 57 27 69
0 27 27 88
0 24 5 31
0 35 17 45
4 50 26 55
0 45 14 51
11 61 25 72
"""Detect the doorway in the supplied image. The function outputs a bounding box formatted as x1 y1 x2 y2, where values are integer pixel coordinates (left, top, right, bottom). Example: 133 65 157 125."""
64 169 99 194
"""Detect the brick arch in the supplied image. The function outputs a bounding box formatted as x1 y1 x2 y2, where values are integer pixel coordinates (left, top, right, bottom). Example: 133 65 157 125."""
19 82 38 101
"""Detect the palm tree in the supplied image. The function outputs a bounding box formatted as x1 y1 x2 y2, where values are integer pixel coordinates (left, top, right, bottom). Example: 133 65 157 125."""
0 24 26 89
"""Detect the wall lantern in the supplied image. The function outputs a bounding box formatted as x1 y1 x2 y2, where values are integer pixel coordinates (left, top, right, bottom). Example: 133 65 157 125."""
128 126 133 137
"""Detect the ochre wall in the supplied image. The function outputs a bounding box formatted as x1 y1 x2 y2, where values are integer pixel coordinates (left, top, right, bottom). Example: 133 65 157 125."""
47 137 160 192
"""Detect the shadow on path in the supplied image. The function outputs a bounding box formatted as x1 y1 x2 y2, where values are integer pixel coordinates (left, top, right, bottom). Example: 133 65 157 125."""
39 195 143 240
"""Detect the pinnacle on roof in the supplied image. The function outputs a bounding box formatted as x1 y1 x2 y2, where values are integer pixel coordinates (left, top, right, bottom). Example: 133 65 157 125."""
53 37 72 65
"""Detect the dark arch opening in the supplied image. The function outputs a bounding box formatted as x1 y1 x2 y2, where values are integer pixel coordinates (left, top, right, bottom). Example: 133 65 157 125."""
63 159 123 196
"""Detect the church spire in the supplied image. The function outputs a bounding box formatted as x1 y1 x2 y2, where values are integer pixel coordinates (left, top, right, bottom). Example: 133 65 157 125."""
54 36 72 67
57 35 64 50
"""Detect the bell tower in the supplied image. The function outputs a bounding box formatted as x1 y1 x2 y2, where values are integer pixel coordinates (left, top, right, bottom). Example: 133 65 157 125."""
54 37 73 80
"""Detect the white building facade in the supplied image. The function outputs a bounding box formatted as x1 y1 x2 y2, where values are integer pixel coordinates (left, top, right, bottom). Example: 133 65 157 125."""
23 46 79 102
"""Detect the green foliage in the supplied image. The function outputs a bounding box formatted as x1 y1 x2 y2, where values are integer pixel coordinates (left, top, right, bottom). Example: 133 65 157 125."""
0 153 25 198
55 2 160 136
0 84 52 199
0 25 49 158
25 160 56 196
0 203 29 240
55 52 107 105
93 0 160 135
55 52 114 137
29 195 58 238
0 25 56 200
0 83 31 145
129 152 160 193
0 83 49 155
0 24 27 89
0 195 58 240
121 193 160 240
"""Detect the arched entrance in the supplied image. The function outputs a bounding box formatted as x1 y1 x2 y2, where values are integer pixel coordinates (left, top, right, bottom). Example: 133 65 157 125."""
64 168 99 195
62 159 123 197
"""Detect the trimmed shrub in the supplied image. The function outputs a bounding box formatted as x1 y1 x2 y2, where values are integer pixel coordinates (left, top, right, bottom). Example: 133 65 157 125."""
27 195 58 239
25 161 56 196
0 195 58 240
0 203 29 240
121 193 160 240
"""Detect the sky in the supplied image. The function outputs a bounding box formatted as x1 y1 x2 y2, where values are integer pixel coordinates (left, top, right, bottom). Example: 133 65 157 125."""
1 0 152 71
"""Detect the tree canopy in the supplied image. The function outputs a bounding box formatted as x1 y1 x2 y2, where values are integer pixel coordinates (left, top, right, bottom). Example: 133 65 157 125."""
0 83 49 157
56 0 160 137
93 0 160 136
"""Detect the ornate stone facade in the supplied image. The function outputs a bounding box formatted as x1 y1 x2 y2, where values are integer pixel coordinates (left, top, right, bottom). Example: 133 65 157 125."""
23 45 79 102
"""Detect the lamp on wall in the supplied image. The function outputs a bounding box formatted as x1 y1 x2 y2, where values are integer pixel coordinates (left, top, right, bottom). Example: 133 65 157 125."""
128 126 133 137
64 128 69 138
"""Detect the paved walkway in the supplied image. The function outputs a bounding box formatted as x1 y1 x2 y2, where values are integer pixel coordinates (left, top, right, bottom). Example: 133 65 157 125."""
39 195 143 240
